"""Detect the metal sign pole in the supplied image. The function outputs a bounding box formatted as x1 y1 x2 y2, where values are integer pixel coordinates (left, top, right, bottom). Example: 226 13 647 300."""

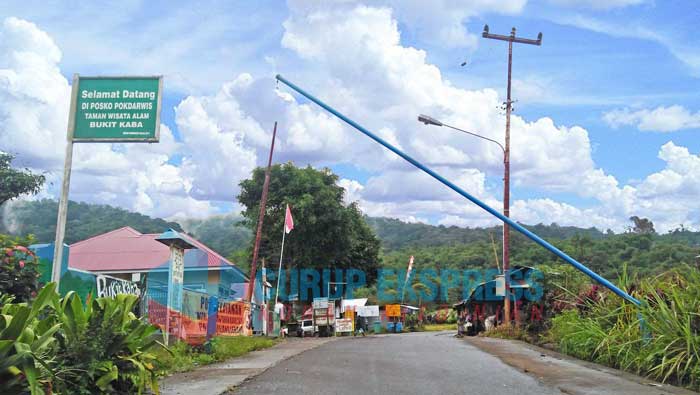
52 74 80 287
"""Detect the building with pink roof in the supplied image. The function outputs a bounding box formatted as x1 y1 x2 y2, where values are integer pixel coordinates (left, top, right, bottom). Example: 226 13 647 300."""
68 226 258 301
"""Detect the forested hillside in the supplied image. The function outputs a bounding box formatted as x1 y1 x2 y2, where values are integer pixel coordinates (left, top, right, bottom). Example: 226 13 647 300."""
0 199 182 244
2 199 699 280
365 217 606 251
382 230 699 280
179 214 251 258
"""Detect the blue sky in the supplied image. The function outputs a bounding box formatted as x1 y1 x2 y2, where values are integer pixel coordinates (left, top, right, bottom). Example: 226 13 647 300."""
1 0 699 232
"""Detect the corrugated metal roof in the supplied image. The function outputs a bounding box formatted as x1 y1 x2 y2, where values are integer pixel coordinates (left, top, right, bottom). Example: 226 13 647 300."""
69 226 246 278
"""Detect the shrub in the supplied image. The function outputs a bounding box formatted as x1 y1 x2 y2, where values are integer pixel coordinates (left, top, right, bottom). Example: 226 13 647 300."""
52 292 166 394
0 234 41 303
0 283 168 395
0 283 60 395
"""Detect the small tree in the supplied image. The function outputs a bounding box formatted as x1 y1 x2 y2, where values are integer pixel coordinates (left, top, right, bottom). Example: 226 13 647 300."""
0 153 45 206
629 216 656 235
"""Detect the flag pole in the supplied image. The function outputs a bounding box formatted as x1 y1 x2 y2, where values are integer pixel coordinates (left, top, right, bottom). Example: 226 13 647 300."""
274 226 286 305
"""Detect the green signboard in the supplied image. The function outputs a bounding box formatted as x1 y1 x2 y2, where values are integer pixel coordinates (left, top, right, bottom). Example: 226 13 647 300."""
70 76 163 142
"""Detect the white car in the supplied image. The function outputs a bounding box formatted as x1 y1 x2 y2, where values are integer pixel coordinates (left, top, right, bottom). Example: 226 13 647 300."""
297 319 315 337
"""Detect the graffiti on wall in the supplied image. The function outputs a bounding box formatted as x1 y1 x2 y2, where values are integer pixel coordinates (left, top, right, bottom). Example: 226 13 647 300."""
96 275 142 298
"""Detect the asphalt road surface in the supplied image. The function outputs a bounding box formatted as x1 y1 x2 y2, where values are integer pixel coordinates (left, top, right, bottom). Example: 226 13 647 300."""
233 331 562 395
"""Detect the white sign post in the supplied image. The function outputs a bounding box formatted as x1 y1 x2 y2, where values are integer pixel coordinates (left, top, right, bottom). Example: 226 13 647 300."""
52 75 163 288
165 245 184 344
155 228 195 345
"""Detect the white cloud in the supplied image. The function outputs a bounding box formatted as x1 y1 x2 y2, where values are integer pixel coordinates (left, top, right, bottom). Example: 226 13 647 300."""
362 168 487 203
3 6 700 236
0 17 217 219
156 3 670 232
603 105 700 132
555 14 700 77
280 4 614 194
548 0 645 10
511 198 621 230
0 17 70 169
287 0 526 50
0 1 284 93
338 178 365 205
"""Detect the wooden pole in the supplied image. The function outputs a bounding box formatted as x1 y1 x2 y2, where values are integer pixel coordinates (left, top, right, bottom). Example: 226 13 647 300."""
245 122 277 302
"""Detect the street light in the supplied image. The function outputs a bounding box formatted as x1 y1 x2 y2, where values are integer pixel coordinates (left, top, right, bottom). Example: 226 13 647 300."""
417 115 505 155
417 114 509 322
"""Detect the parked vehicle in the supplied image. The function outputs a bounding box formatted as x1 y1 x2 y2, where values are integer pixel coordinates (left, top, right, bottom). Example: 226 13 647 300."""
297 319 315 337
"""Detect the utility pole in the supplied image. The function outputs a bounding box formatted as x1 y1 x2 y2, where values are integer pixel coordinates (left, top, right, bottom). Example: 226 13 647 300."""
482 25 542 325
245 122 277 303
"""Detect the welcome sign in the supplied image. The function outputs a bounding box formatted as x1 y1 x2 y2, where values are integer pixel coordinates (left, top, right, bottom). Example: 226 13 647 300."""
70 76 162 142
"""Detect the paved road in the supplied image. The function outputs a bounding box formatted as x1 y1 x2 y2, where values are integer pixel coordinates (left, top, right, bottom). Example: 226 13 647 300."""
161 338 334 395
233 332 695 395
233 332 561 395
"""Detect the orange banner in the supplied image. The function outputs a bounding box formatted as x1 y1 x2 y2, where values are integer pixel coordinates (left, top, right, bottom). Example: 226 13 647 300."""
386 304 401 317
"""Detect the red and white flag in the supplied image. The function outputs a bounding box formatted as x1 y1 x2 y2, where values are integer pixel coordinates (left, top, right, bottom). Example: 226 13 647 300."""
405 255 414 283
284 204 294 234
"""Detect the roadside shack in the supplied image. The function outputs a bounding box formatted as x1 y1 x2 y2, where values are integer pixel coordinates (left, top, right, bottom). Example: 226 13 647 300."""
453 266 539 335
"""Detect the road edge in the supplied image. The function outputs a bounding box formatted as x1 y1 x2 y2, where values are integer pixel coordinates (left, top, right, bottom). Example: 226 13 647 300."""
462 336 697 395
221 337 338 394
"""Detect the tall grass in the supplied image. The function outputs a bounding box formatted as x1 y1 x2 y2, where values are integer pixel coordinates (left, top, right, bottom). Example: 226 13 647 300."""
548 265 700 390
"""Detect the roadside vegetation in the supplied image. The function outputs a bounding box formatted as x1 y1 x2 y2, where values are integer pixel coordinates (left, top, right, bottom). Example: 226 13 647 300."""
1 283 165 394
0 231 276 394
154 336 277 374
0 270 278 394
545 265 700 390
422 323 457 332
480 263 700 391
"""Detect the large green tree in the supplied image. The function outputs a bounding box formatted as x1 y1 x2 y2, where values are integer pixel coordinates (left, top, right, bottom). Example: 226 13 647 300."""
238 163 381 283
0 153 45 206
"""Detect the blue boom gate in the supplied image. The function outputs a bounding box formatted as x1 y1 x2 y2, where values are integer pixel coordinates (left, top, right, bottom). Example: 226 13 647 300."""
276 74 641 307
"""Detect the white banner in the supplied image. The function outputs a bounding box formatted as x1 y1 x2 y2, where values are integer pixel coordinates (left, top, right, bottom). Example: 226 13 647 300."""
357 305 379 317
335 318 353 333
313 297 329 309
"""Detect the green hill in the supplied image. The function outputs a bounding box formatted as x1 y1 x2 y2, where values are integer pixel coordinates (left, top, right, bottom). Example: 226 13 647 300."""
178 214 252 258
0 199 183 244
365 217 605 251
2 199 698 280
